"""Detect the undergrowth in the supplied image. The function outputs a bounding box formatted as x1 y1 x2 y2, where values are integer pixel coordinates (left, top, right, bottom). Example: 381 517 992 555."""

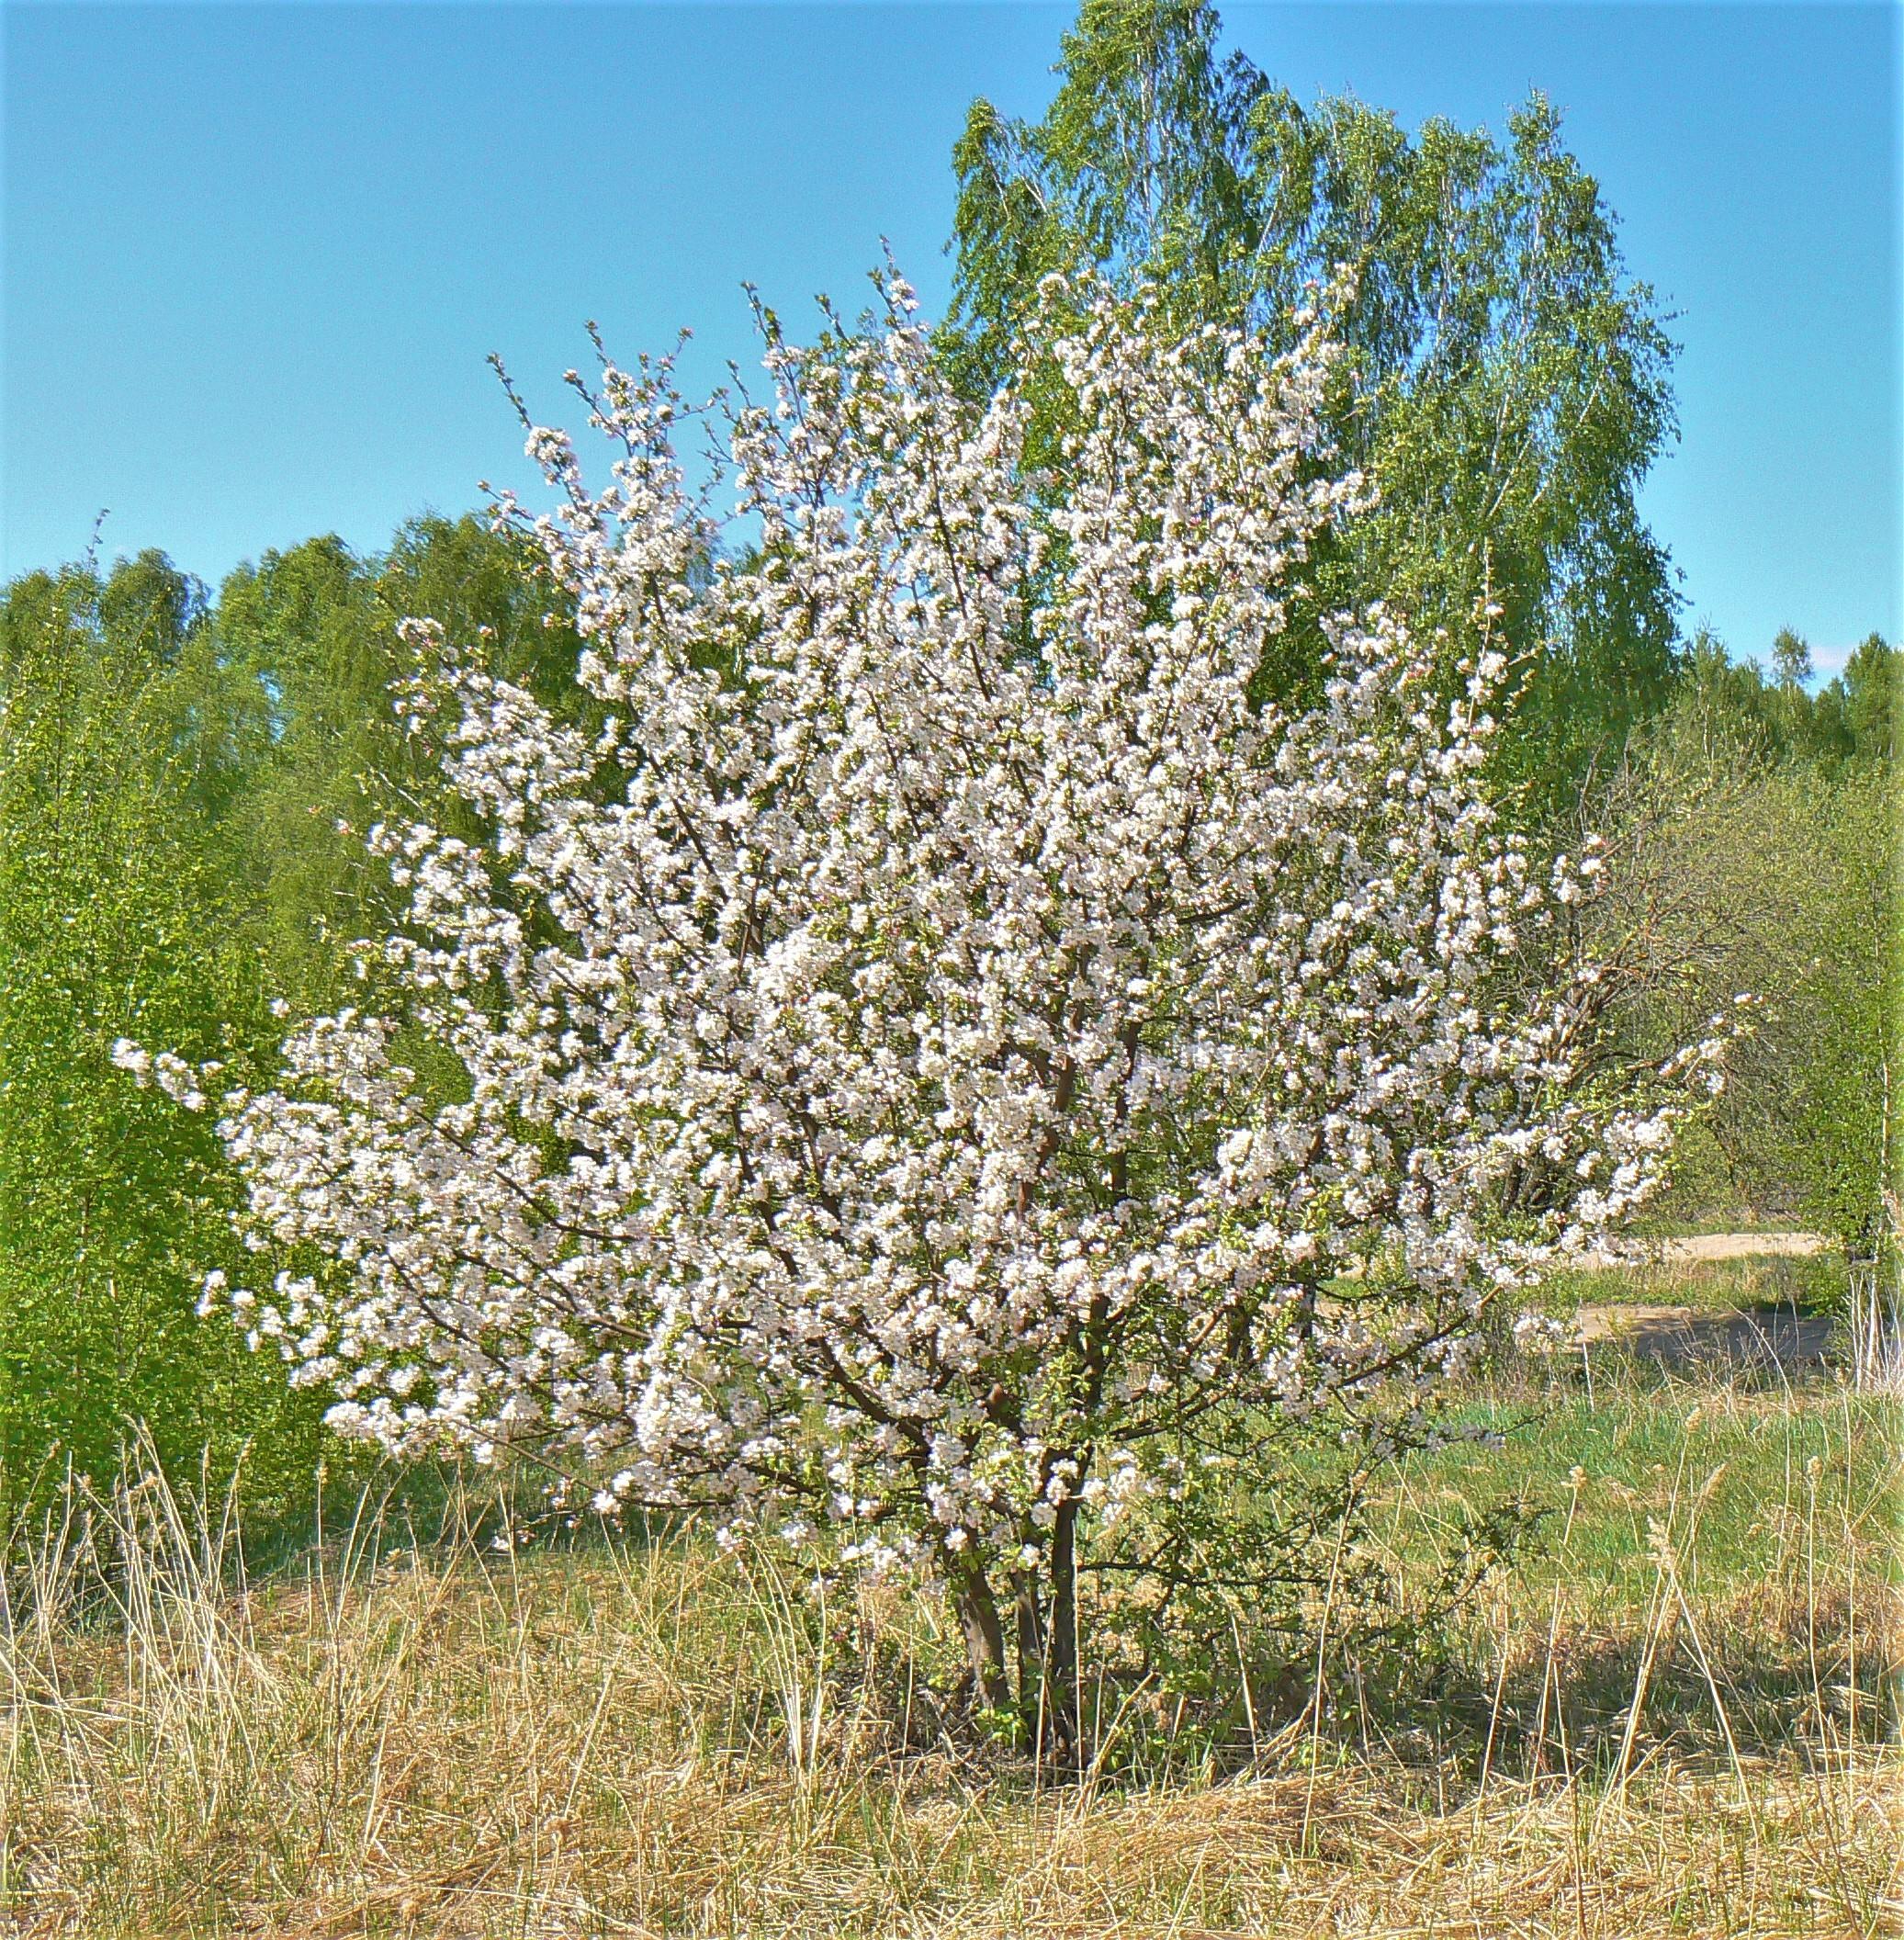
0 1361 1896 1938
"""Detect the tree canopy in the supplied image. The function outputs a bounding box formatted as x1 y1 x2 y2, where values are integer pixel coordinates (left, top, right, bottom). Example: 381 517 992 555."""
947 0 1681 811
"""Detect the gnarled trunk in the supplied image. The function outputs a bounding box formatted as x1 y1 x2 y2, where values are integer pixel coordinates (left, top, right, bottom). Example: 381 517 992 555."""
950 1517 1083 1764
1010 1504 1083 1765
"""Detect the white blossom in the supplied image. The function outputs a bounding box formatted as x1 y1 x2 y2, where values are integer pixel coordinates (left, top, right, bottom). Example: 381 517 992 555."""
168 272 1716 1587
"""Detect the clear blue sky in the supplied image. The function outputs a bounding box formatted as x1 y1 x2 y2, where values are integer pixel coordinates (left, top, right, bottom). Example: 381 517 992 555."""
4 2 1898 675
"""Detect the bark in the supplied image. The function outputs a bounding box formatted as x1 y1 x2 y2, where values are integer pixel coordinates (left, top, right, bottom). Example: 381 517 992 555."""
950 1554 1012 1716
1044 1497 1082 1765
952 1532 1081 1765
1009 1507 1083 1765
1011 1565 1042 1697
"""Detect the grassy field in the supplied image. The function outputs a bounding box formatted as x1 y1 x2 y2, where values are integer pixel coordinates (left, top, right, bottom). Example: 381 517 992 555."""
0 1328 1897 1935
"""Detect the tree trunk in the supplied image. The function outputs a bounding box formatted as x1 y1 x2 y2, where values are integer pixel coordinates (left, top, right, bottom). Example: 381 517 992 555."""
1011 1563 1042 1712
951 1532 1081 1765
1009 1507 1082 1766
1044 1497 1081 1766
950 1554 1012 1717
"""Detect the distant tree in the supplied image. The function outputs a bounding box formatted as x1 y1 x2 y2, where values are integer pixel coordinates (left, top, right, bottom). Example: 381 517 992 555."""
92 547 206 665
1661 627 1784 761
214 514 582 1005
1837 631 1898 763
1652 625 1901 773
0 512 584 1514
1604 633 1898 1241
947 0 1682 813
1772 626 1813 689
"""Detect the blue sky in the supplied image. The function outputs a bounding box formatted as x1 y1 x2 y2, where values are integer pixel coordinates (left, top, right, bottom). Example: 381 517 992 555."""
4 2 1898 675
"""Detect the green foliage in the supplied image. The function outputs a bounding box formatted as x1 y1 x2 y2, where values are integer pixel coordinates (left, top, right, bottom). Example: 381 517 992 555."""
947 0 1680 813
1658 625 1898 771
214 513 582 1009
0 516 587 1523
1772 626 1814 690
1598 634 1900 1242
0 555 327 1524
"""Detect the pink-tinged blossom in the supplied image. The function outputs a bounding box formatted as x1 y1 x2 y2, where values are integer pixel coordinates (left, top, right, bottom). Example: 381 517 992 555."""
188 274 1721 1583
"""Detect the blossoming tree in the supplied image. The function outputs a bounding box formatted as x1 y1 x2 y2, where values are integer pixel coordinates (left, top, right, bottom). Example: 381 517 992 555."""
126 274 1718 1739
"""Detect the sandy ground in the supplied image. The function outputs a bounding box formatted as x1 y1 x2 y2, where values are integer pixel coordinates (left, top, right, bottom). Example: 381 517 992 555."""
1579 1229 1831 1269
1572 1231 1841 1368
1572 1302 1838 1366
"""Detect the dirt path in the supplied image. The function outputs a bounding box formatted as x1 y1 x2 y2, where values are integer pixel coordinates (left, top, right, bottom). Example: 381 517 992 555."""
1572 1303 1837 1368
1578 1230 1830 1269
1572 1231 1839 1369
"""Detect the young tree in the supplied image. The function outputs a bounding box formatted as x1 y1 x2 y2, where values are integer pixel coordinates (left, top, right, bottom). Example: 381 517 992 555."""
156 277 1716 1743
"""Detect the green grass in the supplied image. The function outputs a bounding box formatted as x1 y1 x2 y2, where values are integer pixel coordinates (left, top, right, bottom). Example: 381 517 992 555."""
1413 1382 1887 1602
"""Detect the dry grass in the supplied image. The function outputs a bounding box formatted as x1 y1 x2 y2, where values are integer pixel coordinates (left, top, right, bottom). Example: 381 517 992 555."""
0 1380 1897 1938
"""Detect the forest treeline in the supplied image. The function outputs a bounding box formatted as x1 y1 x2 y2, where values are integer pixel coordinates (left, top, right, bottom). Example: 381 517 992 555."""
0 0 1896 1521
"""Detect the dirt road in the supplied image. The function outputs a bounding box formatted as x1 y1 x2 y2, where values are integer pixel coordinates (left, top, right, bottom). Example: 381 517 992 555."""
1572 1302 1837 1368
1578 1230 1830 1269
1572 1231 1840 1370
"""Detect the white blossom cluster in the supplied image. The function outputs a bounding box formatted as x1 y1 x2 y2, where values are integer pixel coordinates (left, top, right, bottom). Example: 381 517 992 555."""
130 275 1723 1578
